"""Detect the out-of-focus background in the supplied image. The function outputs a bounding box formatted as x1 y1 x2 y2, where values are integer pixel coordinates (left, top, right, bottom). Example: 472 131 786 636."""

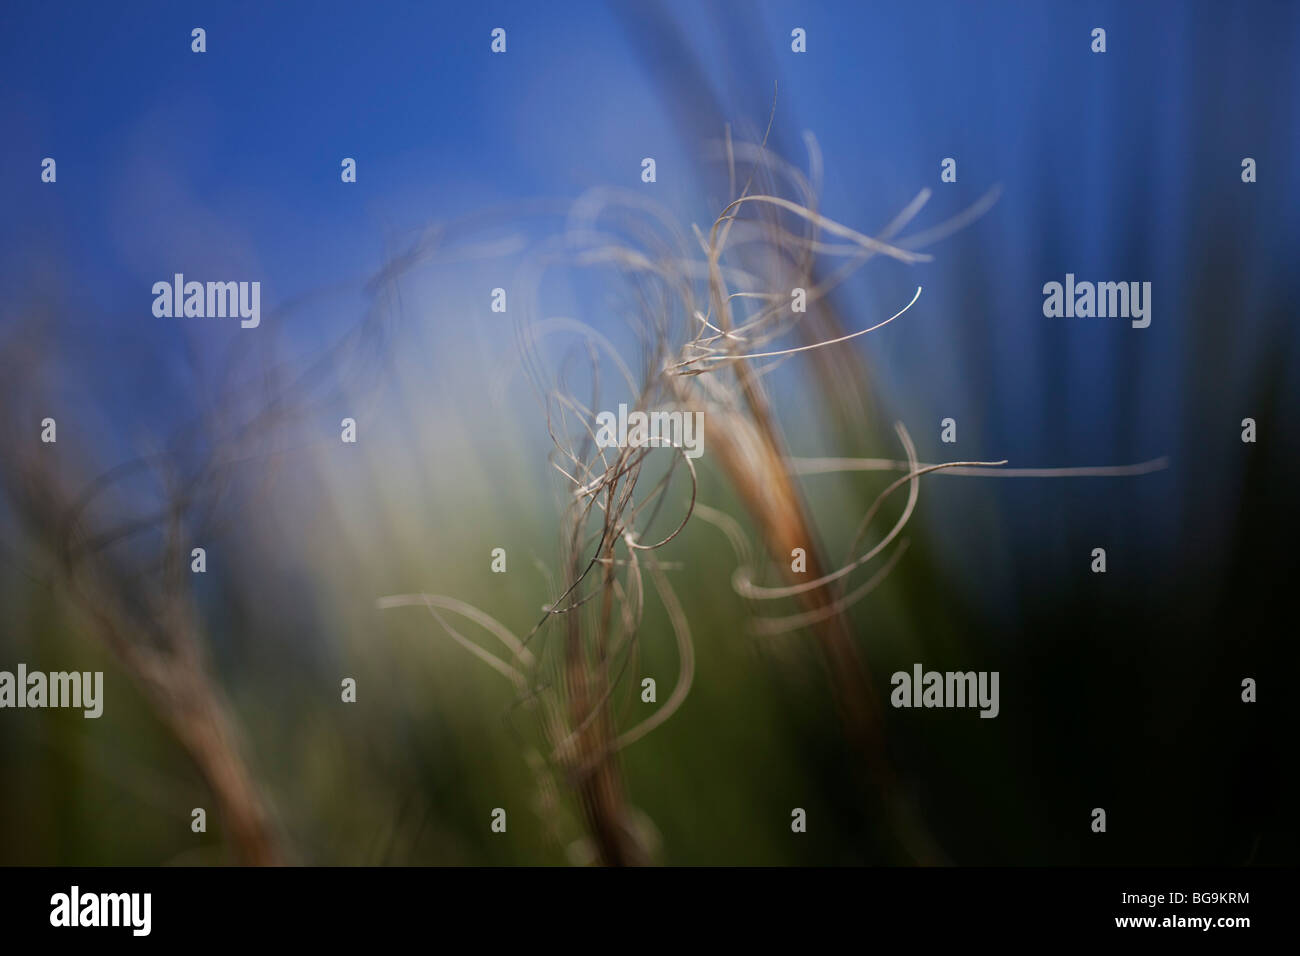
1 0 1296 865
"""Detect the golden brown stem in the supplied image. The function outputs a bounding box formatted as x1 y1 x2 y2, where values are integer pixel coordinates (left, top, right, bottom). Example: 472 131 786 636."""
702 361 940 863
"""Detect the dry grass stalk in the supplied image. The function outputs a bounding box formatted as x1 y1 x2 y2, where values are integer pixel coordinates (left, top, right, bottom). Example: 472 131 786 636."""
379 122 1162 864
0 406 281 865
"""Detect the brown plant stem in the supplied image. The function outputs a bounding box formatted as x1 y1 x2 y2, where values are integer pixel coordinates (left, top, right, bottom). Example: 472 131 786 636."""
700 356 940 864
561 515 638 866
76 581 282 867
